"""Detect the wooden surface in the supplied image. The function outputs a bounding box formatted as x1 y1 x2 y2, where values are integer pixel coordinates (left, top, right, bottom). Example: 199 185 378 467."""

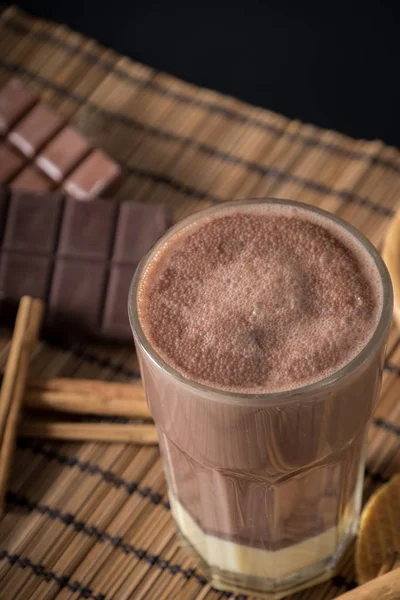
1 5 400 599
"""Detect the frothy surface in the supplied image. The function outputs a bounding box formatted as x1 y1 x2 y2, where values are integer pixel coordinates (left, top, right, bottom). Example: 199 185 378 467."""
137 203 382 393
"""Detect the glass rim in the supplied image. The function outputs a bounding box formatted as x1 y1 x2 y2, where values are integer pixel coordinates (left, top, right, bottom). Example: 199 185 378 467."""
128 198 393 405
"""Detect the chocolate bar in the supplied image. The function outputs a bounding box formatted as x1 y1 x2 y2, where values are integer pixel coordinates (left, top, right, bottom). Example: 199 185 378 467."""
0 78 124 199
0 186 171 343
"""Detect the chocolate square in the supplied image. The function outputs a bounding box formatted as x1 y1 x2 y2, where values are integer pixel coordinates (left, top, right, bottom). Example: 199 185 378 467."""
0 143 24 184
11 166 55 192
0 78 38 135
49 259 107 329
36 126 93 183
58 197 117 260
102 263 137 340
0 187 9 244
2 190 63 253
63 149 123 200
8 102 66 158
0 252 51 300
113 202 171 264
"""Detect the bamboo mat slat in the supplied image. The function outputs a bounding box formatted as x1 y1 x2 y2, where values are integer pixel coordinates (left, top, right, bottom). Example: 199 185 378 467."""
1 5 400 599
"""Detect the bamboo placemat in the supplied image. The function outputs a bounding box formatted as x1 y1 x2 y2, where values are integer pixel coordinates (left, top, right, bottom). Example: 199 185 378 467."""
0 4 400 599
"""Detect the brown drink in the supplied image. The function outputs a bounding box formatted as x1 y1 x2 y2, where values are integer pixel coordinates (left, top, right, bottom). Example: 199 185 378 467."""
129 199 392 598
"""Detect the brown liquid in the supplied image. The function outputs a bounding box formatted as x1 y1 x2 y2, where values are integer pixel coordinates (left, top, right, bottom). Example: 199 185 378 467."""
138 204 382 393
135 203 386 592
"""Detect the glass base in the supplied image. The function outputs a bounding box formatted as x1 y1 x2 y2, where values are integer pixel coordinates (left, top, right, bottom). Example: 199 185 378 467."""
204 564 335 600
168 440 365 598
173 508 357 599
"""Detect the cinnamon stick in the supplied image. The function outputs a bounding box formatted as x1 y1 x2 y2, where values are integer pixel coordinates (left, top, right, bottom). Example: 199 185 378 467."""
24 378 151 419
335 567 400 599
0 297 44 515
19 421 158 445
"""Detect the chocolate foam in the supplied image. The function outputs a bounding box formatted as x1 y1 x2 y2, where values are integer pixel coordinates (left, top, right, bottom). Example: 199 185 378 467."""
138 203 382 393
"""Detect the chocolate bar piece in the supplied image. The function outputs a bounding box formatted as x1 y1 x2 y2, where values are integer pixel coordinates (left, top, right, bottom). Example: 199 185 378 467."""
0 143 24 182
36 126 93 183
0 79 38 135
11 166 55 192
0 78 124 199
0 186 171 343
8 102 66 158
63 150 123 200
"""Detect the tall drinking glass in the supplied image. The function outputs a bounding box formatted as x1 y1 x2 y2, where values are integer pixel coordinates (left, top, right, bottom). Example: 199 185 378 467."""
129 199 393 599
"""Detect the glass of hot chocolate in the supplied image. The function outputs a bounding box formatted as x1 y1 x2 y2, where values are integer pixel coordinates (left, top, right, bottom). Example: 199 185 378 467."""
129 199 393 599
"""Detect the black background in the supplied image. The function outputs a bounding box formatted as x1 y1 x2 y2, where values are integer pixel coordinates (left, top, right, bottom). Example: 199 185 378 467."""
15 1 400 147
